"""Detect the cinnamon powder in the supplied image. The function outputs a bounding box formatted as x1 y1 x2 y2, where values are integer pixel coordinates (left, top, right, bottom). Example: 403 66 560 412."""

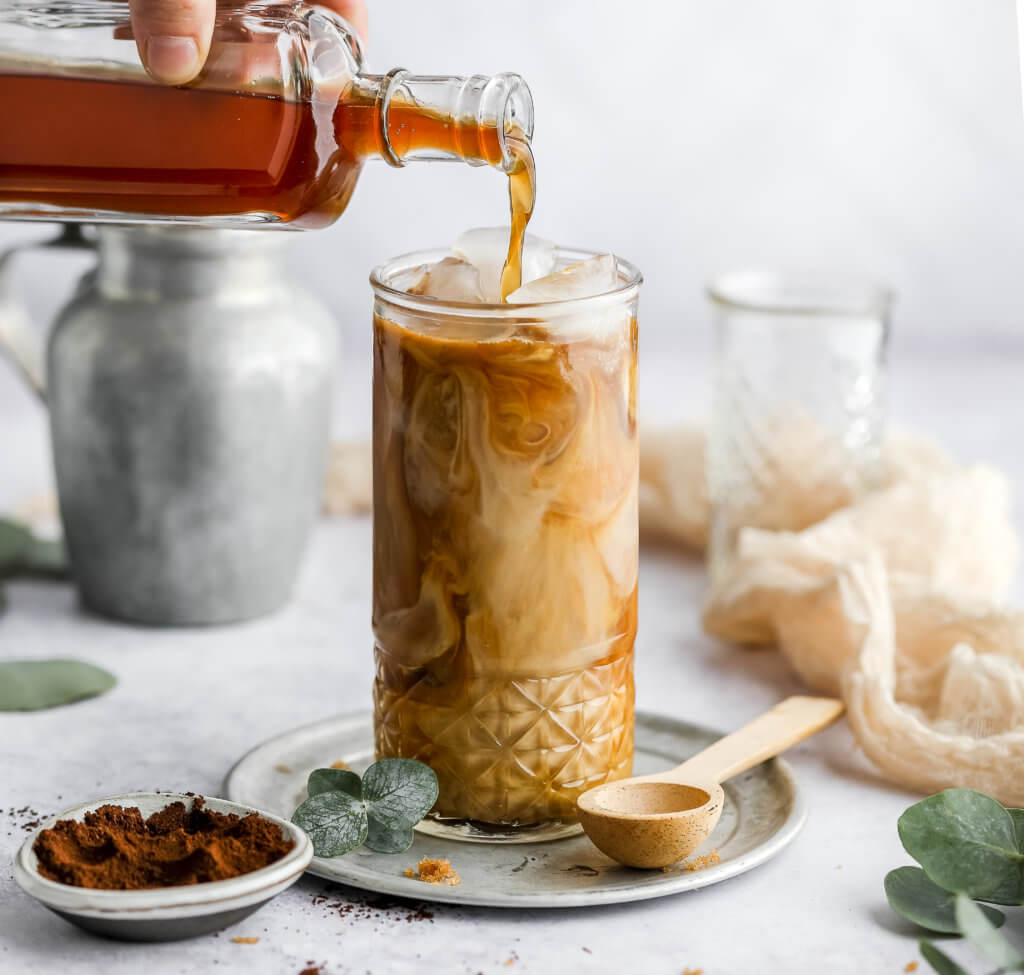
33 798 293 890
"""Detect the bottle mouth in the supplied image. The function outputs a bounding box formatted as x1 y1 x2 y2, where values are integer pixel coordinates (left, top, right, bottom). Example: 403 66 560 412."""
375 70 535 173
491 73 534 173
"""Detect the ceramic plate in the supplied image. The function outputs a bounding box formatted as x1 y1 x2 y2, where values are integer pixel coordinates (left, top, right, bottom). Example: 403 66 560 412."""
224 711 804 908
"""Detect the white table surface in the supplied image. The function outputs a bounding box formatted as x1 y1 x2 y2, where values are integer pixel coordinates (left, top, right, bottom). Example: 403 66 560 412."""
1 340 1021 975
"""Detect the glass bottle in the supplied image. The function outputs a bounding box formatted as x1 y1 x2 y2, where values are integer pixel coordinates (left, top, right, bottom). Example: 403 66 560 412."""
0 1 533 228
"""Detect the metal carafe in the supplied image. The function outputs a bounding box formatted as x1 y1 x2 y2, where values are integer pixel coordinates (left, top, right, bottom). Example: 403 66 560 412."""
0 225 337 624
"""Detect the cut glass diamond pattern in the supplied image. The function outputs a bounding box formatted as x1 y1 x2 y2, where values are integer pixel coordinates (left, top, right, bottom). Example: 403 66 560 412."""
373 649 634 824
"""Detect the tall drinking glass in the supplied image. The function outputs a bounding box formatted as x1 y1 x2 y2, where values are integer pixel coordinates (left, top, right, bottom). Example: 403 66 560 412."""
707 271 891 583
371 248 641 842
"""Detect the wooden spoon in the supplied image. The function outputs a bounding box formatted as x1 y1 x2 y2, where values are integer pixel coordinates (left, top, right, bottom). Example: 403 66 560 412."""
576 696 844 869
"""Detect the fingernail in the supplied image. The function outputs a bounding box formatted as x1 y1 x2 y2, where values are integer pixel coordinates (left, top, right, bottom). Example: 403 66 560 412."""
144 35 200 84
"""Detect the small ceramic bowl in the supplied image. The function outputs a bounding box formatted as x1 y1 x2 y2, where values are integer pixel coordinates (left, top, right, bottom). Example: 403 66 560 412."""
14 792 312 942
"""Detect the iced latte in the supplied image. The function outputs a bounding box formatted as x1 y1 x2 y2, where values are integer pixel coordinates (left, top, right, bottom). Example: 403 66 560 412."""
371 236 641 835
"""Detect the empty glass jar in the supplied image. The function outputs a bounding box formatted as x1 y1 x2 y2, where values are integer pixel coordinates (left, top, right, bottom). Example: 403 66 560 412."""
707 271 892 582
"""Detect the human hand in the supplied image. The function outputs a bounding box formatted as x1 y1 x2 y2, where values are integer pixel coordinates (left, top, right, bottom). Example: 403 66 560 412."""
130 0 369 85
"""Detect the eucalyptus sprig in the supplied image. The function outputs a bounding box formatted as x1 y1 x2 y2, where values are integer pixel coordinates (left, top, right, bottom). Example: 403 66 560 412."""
0 518 111 711
0 516 69 612
292 759 439 858
886 789 1024 974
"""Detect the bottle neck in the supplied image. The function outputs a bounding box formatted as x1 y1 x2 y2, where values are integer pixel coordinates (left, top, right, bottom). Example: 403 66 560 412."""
353 71 534 173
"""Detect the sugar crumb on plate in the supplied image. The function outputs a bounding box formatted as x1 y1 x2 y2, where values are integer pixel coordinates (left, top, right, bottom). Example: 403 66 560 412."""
403 857 461 886
684 850 721 872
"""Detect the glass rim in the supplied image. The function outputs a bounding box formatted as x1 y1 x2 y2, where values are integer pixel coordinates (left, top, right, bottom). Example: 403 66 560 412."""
707 269 893 318
369 246 643 320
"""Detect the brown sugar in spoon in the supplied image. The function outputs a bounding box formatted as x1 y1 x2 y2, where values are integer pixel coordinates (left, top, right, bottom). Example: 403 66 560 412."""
576 696 844 869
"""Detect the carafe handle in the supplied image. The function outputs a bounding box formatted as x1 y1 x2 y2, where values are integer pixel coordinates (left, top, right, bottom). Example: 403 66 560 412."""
0 224 94 403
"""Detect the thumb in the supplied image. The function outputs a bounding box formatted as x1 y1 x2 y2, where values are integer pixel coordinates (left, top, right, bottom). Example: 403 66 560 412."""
131 0 216 85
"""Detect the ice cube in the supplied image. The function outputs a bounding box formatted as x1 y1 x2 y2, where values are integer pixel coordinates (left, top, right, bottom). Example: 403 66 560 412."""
452 227 557 302
505 254 620 304
407 257 485 302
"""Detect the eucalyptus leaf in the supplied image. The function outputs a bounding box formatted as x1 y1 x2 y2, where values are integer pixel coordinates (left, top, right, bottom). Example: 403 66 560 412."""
292 790 367 857
292 759 438 859
1008 809 1024 854
362 758 439 830
886 867 1005 934
0 659 116 711
0 520 33 576
307 767 361 800
919 941 970 975
364 817 414 854
954 893 1024 970
0 518 69 585
899 790 1024 904
24 537 69 579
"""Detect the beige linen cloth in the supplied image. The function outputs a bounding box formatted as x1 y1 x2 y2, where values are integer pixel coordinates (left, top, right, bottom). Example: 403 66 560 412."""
641 425 1024 805
325 424 1024 804
638 424 1024 805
